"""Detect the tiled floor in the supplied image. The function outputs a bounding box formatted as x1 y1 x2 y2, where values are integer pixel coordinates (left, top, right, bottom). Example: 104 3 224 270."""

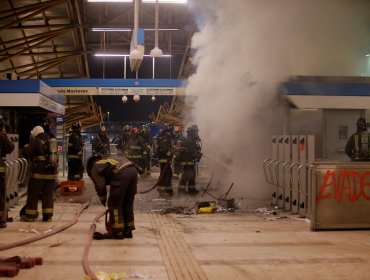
1 168 370 280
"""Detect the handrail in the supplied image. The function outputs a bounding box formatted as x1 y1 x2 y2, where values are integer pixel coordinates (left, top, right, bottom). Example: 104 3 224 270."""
275 160 286 191
297 164 313 196
289 162 302 191
269 160 280 186
16 158 28 185
263 158 274 184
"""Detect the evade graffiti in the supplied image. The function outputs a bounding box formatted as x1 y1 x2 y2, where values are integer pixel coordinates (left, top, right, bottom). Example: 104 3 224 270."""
316 169 370 203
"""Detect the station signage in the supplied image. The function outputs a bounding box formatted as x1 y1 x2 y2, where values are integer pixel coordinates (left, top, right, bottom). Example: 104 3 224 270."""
53 87 185 96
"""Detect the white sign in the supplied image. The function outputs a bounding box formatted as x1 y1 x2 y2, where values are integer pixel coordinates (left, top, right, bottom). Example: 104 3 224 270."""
54 87 99 95
98 87 185 95
53 86 186 96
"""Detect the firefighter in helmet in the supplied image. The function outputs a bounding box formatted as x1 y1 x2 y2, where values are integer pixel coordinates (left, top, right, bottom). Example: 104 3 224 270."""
172 126 185 179
157 123 175 196
140 125 153 177
345 117 370 161
67 121 84 180
86 154 139 239
92 126 110 157
125 126 146 171
117 124 131 153
178 125 202 194
0 118 14 228
21 125 58 222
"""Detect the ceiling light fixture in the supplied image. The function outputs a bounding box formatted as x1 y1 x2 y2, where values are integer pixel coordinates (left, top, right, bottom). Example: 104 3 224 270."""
95 53 171 57
150 0 163 58
142 0 187 3
87 0 133 2
145 28 179 31
133 94 140 102
92 28 131 32
91 27 178 32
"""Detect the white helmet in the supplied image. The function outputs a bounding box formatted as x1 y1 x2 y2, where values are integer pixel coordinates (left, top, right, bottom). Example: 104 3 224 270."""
31 126 44 139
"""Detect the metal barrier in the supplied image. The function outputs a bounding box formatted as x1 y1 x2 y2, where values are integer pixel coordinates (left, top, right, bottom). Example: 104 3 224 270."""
263 159 277 205
5 158 28 211
263 158 313 217
310 162 370 231
289 162 301 214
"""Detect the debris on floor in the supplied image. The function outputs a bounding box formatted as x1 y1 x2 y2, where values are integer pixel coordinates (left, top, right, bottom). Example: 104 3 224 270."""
92 271 154 280
196 199 237 214
159 206 196 215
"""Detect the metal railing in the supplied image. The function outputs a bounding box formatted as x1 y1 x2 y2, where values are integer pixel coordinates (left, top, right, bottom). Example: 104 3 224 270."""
263 158 313 217
5 158 28 210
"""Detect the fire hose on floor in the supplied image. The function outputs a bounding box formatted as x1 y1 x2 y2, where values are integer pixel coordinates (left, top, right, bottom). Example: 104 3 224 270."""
0 202 89 252
83 209 106 280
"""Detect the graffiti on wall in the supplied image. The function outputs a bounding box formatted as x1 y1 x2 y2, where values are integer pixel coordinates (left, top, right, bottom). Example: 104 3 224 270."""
316 169 370 203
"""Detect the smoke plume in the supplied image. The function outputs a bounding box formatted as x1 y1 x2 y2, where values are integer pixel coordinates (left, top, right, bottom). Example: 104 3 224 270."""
185 0 370 199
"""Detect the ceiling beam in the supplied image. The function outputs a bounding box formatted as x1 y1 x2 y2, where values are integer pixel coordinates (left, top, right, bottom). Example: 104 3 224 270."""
0 0 68 31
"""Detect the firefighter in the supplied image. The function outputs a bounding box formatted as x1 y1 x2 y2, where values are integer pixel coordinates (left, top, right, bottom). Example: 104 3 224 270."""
41 118 53 137
178 125 202 194
172 126 185 179
92 126 110 157
140 125 152 177
21 125 58 222
86 154 139 239
117 124 131 153
67 121 84 180
157 123 175 196
125 126 146 171
0 118 14 228
345 117 370 161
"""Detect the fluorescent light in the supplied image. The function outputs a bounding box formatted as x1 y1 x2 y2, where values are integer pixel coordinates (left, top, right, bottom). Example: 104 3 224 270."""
144 28 179 31
92 27 132 32
88 0 132 2
142 0 187 3
88 0 187 3
95 53 172 57
91 27 178 32
366 54 370 57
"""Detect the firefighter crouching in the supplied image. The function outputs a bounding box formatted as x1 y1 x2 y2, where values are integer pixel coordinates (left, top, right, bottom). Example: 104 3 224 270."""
86 154 140 240
0 119 15 228
345 117 370 161
21 125 58 222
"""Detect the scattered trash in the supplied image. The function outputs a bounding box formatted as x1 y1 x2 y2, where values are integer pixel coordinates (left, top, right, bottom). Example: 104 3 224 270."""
92 271 154 280
160 206 196 215
18 228 41 234
256 208 279 215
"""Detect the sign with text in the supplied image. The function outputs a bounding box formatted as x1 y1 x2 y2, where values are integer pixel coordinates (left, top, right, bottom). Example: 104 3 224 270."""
53 87 185 96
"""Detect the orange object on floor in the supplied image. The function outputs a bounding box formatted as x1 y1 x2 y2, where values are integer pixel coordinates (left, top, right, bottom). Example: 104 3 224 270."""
60 180 85 195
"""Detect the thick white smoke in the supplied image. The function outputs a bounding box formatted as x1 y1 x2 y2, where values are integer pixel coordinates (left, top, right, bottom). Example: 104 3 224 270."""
186 0 370 199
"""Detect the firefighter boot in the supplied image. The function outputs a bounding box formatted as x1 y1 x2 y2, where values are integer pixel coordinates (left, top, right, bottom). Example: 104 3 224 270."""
93 231 125 240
